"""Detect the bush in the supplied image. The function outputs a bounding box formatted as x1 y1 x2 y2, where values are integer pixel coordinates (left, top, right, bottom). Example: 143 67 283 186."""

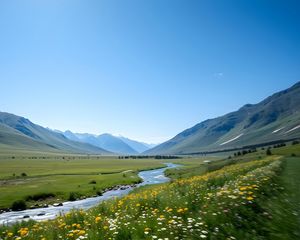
291 153 296 157
89 180 97 184
11 200 26 211
21 172 27 177
68 192 80 201
292 140 299 145
25 192 56 201
266 148 272 155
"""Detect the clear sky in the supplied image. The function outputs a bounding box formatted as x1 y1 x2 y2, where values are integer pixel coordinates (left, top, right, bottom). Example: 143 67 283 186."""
0 0 299 143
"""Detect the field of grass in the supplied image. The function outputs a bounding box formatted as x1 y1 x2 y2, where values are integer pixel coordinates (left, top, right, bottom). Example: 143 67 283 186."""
0 155 285 239
0 144 299 239
0 155 166 209
165 149 266 180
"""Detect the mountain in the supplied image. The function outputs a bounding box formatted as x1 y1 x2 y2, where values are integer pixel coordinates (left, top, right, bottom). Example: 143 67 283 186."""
61 132 138 155
146 81 300 155
0 112 111 154
118 136 156 153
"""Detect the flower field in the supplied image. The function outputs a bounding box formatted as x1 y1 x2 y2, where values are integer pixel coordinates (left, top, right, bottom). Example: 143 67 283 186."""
0 156 290 239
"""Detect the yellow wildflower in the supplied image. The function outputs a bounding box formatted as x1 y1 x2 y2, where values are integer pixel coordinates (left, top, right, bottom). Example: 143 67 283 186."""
95 216 101 223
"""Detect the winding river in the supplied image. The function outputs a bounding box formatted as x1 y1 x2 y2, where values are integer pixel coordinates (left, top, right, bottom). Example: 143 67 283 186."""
0 163 180 225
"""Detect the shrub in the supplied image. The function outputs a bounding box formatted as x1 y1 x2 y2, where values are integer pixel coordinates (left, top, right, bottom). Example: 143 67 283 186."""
21 172 27 177
89 180 97 184
11 200 26 211
68 192 80 201
25 193 56 201
292 140 299 145
266 148 272 155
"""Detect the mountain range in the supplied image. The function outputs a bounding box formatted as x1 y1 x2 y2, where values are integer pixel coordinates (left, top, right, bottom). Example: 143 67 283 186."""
146 81 300 155
57 131 154 155
0 112 110 154
0 111 155 155
1 82 299 155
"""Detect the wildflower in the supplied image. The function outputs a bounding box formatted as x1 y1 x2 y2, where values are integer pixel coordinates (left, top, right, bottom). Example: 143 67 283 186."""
177 208 184 213
18 228 29 237
95 216 101 223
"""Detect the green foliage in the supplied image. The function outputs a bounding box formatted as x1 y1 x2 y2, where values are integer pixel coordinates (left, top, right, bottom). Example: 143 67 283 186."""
68 192 80 201
266 148 272 155
25 192 56 201
11 200 26 211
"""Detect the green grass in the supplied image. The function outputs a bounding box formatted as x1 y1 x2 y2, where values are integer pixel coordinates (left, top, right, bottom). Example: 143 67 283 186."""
165 150 266 180
0 157 164 178
0 144 299 239
0 155 165 209
0 155 285 239
257 156 300 239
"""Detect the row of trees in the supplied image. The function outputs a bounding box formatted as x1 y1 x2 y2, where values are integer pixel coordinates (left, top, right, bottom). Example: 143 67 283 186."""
118 155 181 159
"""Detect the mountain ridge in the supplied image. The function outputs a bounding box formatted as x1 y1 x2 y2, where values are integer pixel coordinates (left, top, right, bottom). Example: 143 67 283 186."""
0 112 111 154
145 81 300 155
59 131 155 154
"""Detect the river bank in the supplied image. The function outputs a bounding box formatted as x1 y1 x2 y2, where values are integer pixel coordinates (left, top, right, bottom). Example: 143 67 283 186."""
0 163 180 225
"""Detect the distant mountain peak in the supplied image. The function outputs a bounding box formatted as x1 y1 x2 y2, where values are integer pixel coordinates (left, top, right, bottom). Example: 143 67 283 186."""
61 131 154 154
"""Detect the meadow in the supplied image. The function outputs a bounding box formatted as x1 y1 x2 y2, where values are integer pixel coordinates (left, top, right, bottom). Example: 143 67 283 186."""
0 144 299 239
0 155 166 210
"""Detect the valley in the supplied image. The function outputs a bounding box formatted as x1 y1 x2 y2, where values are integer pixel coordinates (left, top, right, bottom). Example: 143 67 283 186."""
0 82 300 239
0 155 166 210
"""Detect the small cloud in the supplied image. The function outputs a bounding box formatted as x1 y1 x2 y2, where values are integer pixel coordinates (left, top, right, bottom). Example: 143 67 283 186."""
213 72 224 78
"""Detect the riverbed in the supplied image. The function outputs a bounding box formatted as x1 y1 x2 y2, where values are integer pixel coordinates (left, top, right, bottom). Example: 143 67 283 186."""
0 162 180 225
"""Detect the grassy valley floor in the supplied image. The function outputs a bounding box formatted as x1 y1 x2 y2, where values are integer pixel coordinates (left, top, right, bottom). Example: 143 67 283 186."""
0 155 166 210
0 144 299 239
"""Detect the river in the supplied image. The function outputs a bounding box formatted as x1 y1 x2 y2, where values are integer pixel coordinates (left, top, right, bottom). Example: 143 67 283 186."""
0 162 180 225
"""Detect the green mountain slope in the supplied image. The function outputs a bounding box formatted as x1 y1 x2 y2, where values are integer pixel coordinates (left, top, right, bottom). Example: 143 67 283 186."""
0 112 111 154
146 81 300 155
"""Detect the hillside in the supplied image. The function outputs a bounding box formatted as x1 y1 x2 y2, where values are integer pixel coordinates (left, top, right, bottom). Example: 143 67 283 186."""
118 136 154 153
146 81 300 155
0 112 111 154
61 131 153 154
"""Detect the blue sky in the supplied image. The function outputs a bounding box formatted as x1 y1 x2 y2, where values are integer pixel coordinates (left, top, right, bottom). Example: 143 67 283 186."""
0 0 299 143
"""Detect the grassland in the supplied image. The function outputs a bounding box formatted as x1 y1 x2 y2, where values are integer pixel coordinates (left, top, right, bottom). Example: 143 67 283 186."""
0 155 166 209
0 144 299 239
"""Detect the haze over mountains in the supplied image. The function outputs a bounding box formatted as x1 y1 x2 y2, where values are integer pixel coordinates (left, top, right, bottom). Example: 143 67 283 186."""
57 131 155 154
146 81 300 155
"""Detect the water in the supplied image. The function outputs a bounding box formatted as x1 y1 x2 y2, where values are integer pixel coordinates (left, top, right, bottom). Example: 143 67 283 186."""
0 163 180 225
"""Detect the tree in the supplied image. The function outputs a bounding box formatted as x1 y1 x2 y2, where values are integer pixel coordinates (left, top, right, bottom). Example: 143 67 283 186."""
266 148 272 155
